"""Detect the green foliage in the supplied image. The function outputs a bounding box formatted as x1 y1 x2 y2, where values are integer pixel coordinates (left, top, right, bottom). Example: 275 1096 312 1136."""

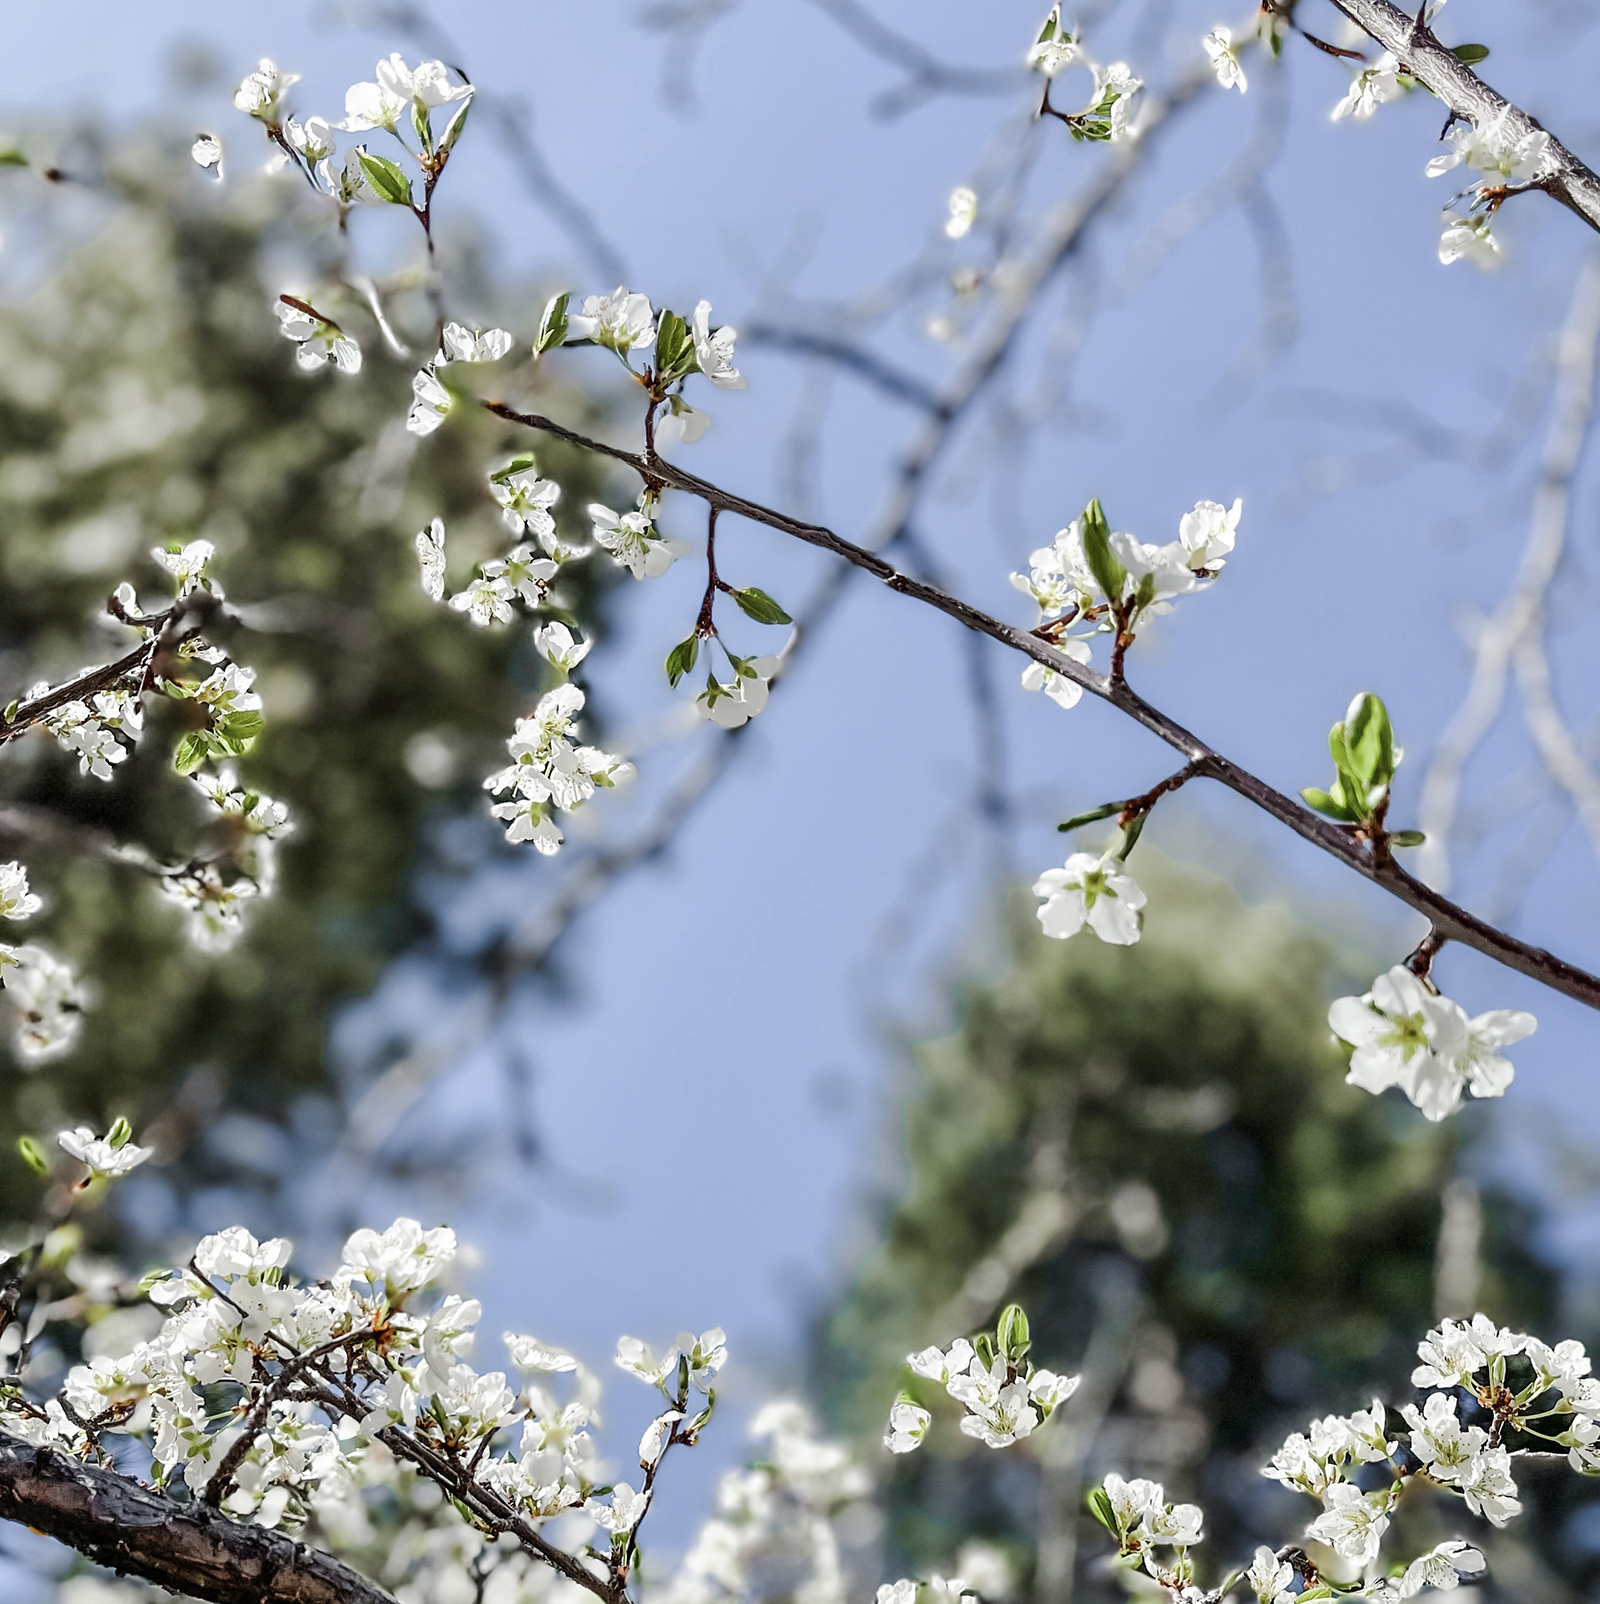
731 586 792 626
814 859 1555 1579
1078 497 1123 603
0 145 612 1230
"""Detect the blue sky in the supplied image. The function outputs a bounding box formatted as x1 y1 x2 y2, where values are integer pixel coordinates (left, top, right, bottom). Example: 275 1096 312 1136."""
6 0 1600 1580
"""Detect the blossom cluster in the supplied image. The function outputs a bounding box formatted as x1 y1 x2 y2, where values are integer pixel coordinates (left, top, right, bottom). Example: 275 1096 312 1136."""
1026 7 1142 143
1328 964 1536 1121
1088 1472 1206 1590
1010 496 1240 708
886 1303 1079 1452
0 859 88 1065
0 1211 699 1559
483 684 634 854
1428 110 1552 268
653 1401 874 1604
1084 1312 1600 1598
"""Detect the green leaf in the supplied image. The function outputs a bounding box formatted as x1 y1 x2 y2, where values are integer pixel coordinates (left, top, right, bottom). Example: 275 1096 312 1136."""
218 710 266 742
654 308 698 384
732 587 792 626
17 1137 48 1175
1117 812 1146 859
1451 43 1490 65
1078 498 1126 603
2 701 17 724
533 292 570 356
1301 786 1359 822
996 1303 1031 1360
491 453 539 483
439 95 473 154
1342 692 1396 794
1389 829 1426 848
0 150 27 169
1057 801 1121 833
107 1117 133 1150
173 733 210 776
666 635 700 688
356 149 414 207
1086 1485 1118 1533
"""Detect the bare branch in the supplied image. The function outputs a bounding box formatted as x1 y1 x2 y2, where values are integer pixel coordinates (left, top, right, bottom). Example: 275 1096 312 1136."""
1418 251 1600 888
740 323 940 412
487 400 1600 1011
1331 0 1600 236
0 1429 396 1604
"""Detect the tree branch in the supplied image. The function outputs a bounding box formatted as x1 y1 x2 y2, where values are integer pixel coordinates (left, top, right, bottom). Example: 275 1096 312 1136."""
486 400 1600 1012
1330 0 1600 237
0 1429 396 1604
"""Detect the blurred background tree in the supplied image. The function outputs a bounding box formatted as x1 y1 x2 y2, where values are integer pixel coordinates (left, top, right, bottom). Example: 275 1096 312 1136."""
0 129 614 1244
815 859 1599 1600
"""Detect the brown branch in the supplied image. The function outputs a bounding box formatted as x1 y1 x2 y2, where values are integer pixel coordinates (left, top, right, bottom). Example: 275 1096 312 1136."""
486 401 1600 1012
0 1428 396 1604
1329 0 1600 236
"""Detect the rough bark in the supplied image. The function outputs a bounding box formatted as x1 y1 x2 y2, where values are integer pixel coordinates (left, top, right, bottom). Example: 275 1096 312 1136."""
1331 0 1600 237
0 1430 396 1604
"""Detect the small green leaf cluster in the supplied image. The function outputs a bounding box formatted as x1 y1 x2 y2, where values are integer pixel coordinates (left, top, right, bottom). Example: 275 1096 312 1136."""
1301 693 1424 846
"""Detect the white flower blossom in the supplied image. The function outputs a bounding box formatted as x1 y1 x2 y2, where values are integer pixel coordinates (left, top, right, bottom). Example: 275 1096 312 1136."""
532 622 592 673
57 1126 152 1179
234 58 300 122
1333 53 1405 121
1439 215 1500 269
283 115 332 163
1426 111 1550 187
1027 5 1078 76
698 656 780 730
1140 1501 1203 1546
1398 1541 1486 1597
5 944 88 1063
275 299 361 374
160 865 259 952
1246 1547 1294 1604
616 1335 680 1388
504 1333 578 1373
1203 27 1247 93
407 365 453 436
191 134 223 173
1305 1482 1391 1565
586 1481 650 1535
588 502 689 580
438 323 515 364
151 539 215 594
491 465 562 544
449 575 515 628
1330 967 1534 1121
1458 1445 1520 1526
945 187 978 240
415 517 446 601
338 1218 457 1297
1102 1473 1163 1534
884 1399 931 1454
482 546 559 607
0 863 41 922
341 54 470 132
1400 1393 1486 1481
1020 637 1092 710
568 288 656 355
1176 497 1241 568
1032 852 1145 944
692 301 746 390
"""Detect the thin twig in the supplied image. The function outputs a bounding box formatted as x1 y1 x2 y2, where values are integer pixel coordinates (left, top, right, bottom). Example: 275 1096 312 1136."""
488 400 1600 1012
